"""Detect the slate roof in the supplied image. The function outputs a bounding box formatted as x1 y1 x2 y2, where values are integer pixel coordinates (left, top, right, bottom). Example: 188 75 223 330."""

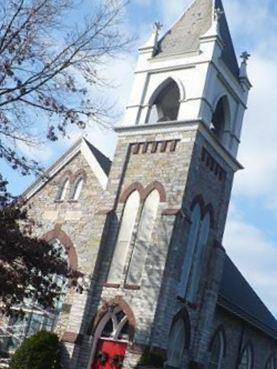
218 255 277 340
156 0 240 78
84 138 112 176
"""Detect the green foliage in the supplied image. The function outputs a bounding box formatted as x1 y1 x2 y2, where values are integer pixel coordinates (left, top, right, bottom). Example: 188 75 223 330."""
10 331 61 369
137 351 165 368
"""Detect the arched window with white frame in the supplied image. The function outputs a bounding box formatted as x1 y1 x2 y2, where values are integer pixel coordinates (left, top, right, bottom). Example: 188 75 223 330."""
166 314 189 368
126 189 160 285
56 178 70 201
107 190 140 284
71 177 84 201
178 203 201 298
146 78 180 124
238 344 253 369
208 329 225 369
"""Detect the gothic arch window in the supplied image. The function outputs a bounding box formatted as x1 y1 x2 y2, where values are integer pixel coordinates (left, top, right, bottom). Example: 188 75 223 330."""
3 239 68 353
211 96 230 143
126 189 160 285
107 190 140 284
186 211 210 302
146 78 180 124
208 329 226 369
166 312 190 368
56 177 70 201
265 356 276 369
179 201 212 302
178 203 201 298
71 177 84 201
238 344 253 369
95 307 131 342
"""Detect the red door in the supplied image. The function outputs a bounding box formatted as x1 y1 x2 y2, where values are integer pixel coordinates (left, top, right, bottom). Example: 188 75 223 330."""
91 340 127 369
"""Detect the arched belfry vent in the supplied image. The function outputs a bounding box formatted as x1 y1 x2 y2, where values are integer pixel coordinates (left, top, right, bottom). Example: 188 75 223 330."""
155 0 239 78
146 79 180 124
211 96 230 141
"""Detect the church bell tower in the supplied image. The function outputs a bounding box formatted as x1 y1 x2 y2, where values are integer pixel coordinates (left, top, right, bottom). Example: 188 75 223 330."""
70 1 251 368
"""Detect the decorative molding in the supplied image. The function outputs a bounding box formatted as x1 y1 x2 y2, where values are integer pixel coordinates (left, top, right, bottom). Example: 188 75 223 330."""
124 284 141 291
144 181 167 202
103 283 120 289
120 181 167 203
120 182 144 203
162 209 180 216
115 120 243 172
131 140 179 155
201 147 227 182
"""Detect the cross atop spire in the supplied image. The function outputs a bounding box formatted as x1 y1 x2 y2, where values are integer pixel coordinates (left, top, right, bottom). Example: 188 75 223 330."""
240 51 251 64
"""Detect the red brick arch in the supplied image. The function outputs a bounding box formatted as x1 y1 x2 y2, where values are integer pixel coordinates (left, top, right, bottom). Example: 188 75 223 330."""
42 226 78 270
119 182 144 203
120 181 166 204
143 181 166 202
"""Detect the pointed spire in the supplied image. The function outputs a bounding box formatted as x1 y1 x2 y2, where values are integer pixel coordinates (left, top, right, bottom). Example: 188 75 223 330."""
156 0 240 78
139 22 162 56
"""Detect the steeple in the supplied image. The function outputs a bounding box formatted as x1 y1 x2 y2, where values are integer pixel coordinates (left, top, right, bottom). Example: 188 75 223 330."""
123 0 251 159
156 0 239 77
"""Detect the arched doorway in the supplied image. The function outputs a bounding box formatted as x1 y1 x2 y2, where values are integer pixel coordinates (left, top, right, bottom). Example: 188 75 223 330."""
90 306 131 369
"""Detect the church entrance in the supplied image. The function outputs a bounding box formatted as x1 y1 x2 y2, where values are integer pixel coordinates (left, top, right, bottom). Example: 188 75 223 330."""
91 340 127 369
90 306 131 369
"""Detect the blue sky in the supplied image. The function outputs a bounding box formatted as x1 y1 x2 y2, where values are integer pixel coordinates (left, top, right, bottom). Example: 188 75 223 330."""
1 0 277 316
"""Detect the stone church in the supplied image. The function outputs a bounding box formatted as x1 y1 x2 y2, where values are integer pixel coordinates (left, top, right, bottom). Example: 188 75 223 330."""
1 0 277 368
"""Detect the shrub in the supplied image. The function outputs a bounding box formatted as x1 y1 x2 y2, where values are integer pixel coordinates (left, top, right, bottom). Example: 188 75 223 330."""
10 331 61 369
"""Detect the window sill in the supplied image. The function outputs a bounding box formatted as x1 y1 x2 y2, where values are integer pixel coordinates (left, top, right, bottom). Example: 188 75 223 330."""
124 284 141 291
104 283 120 289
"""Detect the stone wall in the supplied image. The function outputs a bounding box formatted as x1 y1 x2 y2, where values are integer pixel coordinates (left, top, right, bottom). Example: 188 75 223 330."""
69 122 238 369
214 306 277 369
26 150 105 339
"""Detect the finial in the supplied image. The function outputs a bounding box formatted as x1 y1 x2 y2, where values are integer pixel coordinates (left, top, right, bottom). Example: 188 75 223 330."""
239 51 252 90
240 51 251 64
214 7 224 22
154 21 163 33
